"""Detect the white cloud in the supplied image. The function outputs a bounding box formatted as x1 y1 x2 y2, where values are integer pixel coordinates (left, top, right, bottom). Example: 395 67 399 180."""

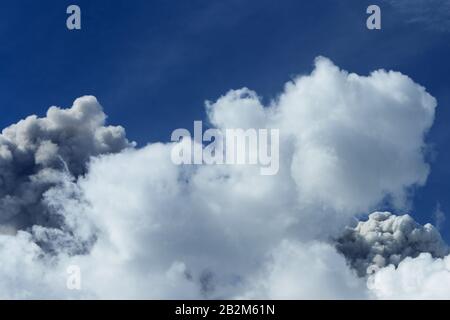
0 57 441 299
276 57 435 217
238 240 367 299
369 253 450 299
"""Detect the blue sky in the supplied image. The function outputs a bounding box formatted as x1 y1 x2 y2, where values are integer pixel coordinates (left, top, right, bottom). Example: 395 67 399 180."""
1 0 449 239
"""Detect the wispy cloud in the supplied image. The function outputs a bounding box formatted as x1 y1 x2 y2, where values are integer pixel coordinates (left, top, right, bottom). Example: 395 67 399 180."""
433 202 446 230
385 0 450 32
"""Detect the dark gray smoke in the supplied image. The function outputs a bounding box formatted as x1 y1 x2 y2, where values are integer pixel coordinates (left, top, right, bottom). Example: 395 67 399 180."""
0 96 133 252
336 212 449 276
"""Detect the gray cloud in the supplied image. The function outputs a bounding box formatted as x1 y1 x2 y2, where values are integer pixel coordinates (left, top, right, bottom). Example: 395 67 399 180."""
336 212 448 277
0 96 133 253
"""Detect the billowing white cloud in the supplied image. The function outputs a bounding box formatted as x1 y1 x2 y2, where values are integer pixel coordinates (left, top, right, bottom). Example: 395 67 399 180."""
276 57 434 217
369 253 450 299
238 240 367 299
0 57 442 299
206 57 436 238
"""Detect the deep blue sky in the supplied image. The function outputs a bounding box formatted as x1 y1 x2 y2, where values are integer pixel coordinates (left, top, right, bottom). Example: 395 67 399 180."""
1 0 449 239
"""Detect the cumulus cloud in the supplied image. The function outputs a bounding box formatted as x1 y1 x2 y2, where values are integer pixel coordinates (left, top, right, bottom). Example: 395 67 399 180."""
0 57 442 299
276 57 434 216
238 240 367 299
207 57 436 237
336 212 448 276
368 253 450 299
